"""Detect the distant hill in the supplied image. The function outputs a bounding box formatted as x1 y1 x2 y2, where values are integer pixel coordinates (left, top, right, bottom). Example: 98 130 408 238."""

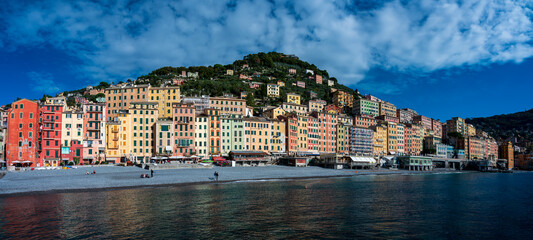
135 52 361 109
466 109 533 151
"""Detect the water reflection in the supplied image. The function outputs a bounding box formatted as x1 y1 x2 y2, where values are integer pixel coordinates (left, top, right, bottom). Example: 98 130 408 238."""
1 173 533 239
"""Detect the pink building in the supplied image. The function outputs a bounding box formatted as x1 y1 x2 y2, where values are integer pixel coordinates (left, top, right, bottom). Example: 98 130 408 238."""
376 115 399 123
413 115 432 131
249 82 260 89
288 68 297 74
431 119 443 139
315 75 323 84
397 124 405 154
296 81 306 88
312 112 337 153
82 103 106 164
172 103 196 156
239 74 252 80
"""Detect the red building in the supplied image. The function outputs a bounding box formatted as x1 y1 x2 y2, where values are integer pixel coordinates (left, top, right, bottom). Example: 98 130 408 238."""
61 140 84 164
39 104 63 166
6 99 40 167
278 114 300 155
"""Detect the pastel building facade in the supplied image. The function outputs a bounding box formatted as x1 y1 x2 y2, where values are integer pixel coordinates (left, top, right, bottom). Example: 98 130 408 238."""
353 99 379 117
5 99 40 167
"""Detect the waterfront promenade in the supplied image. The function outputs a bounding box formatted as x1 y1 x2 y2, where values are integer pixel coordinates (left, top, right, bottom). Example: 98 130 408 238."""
0 165 425 195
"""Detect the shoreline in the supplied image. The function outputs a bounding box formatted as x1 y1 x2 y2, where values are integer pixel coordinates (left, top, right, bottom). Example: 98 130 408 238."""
0 165 469 197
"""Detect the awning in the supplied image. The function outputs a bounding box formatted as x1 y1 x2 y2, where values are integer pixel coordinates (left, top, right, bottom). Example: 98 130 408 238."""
83 156 94 159
23 161 32 163
12 161 20 163
349 156 376 164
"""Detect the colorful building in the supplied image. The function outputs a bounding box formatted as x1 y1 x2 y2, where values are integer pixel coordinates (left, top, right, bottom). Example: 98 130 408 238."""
172 103 196 157
336 123 350 155
266 84 280 97
333 90 354 108
270 119 286 153
350 126 374 154
354 114 377 128
206 108 221 156
312 112 337 153
244 117 271 152
155 119 174 156
446 117 467 136
353 98 379 117
82 103 106 164
5 99 40 167
40 104 63 166
194 115 209 159
308 99 326 113
379 101 397 117
397 108 418 124
371 124 387 156
281 102 308 116
105 84 149 121
129 102 158 163
262 107 286 119
499 141 514 169
149 86 180 118
286 93 301 104
209 97 247 116
221 116 244 155
397 124 405 154
413 115 432 131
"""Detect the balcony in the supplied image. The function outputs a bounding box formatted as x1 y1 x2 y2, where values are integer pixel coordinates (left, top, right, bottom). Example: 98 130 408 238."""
112 128 119 133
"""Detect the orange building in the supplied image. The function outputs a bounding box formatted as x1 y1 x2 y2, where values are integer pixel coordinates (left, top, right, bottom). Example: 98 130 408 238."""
499 141 514 169
105 84 150 120
205 108 221 156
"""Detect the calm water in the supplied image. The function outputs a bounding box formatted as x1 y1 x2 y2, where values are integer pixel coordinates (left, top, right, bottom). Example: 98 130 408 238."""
1 172 533 239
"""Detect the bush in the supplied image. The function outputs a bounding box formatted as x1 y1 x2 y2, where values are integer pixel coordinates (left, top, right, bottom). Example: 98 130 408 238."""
95 161 100 165
68 162 74 166
59 162 64 166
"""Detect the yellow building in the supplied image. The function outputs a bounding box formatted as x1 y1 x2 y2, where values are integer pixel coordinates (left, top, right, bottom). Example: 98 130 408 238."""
281 103 308 116
372 124 387 156
446 117 467 136
244 117 271 152
336 123 351 155
263 107 286 119
105 84 150 121
267 84 280 97
386 122 398 154
308 99 327 113
270 120 286 153
130 102 158 163
332 90 354 108
149 86 180 118
286 93 301 104
61 111 84 147
105 114 132 163
379 101 397 117
467 124 476 137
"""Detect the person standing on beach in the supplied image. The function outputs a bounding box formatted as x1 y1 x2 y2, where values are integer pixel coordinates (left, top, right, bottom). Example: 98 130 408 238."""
214 171 219 181
151 170 154 178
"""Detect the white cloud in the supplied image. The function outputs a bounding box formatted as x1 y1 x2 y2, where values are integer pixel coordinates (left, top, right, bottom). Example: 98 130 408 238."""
2 0 532 88
27 71 62 94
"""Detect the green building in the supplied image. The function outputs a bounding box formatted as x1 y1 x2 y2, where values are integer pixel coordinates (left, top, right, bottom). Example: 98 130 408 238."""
396 156 433 171
353 99 379 117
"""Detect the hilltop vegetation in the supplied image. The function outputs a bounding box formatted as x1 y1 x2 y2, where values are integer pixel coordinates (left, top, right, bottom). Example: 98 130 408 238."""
136 52 360 110
466 109 533 152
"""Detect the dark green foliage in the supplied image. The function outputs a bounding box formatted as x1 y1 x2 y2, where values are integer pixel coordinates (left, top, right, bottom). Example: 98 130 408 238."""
66 96 76 107
466 109 533 146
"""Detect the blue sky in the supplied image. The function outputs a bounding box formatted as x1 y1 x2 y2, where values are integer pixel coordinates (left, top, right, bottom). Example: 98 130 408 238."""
0 0 532 121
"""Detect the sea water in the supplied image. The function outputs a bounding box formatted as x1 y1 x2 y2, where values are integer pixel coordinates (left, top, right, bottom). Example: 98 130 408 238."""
1 172 532 239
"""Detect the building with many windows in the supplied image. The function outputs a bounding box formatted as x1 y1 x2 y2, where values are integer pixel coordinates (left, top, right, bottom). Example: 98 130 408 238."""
379 101 397 117
286 93 301 104
333 90 354 108
130 102 158 163
172 103 196 157
5 99 40 167
350 126 374 154
353 99 379 117
149 86 180 118
105 84 149 120
266 84 280 97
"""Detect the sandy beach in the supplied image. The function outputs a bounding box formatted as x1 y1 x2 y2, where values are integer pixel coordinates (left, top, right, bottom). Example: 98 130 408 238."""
0 165 445 195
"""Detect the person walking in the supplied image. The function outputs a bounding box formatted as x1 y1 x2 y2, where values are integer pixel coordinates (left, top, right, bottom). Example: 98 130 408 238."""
214 171 219 181
151 169 154 178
